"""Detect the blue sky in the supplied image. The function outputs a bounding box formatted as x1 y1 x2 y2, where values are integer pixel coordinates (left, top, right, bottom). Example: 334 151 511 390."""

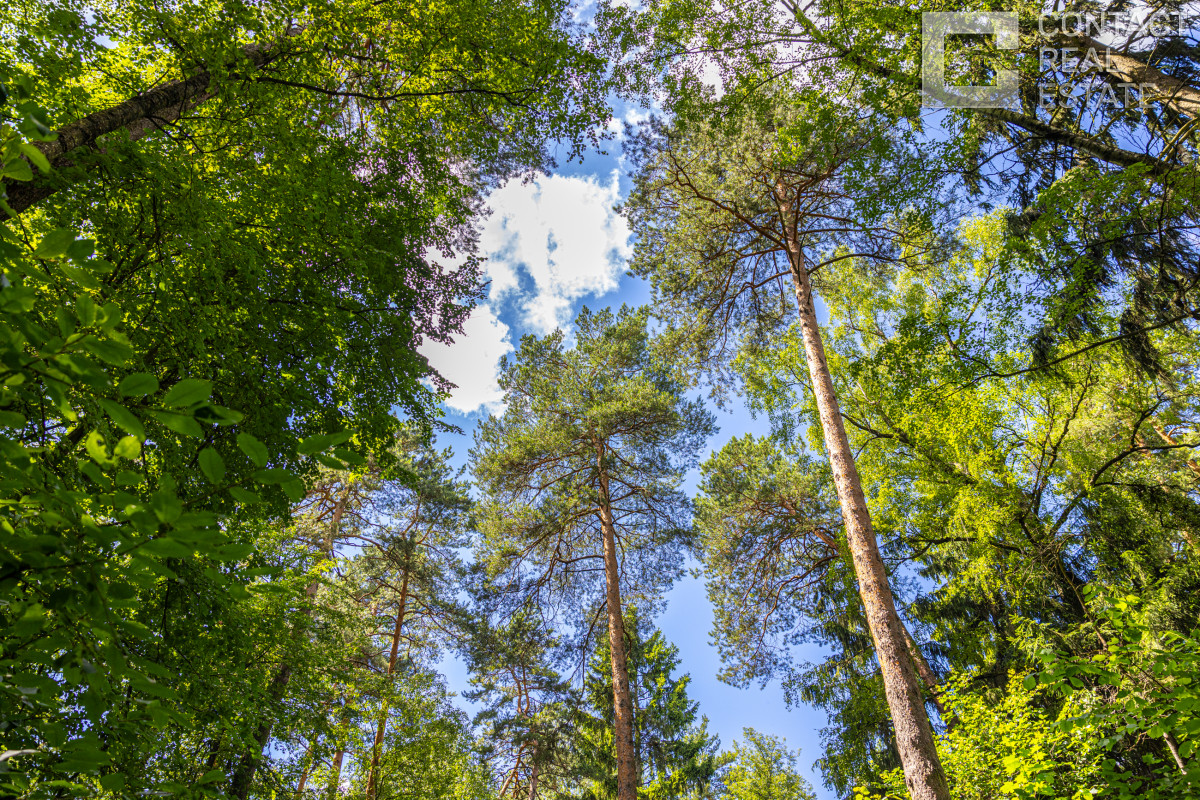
420 101 839 797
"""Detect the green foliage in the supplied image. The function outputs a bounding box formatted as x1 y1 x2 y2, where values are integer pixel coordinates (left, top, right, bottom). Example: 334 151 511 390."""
858 592 1200 800
575 620 724 800
346 669 495 800
0 211 324 796
719 728 816 800
472 304 715 626
853 670 1107 800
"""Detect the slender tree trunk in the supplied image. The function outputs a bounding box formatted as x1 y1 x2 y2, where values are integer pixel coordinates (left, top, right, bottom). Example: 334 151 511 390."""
326 746 346 799
296 739 315 796
1165 731 1188 774
365 547 412 800
204 734 223 771
528 759 540 800
776 191 950 800
228 490 348 799
597 449 638 800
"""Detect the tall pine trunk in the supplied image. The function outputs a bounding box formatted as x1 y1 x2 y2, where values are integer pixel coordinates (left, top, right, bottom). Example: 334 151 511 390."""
365 546 412 799
777 190 950 800
598 450 638 800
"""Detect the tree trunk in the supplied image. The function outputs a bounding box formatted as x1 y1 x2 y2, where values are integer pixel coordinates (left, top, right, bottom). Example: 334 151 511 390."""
1165 731 1188 774
365 546 412 800
2 35 294 219
1058 32 1200 120
228 663 293 799
296 739 315 796
326 746 345 799
597 451 638 800
776 190 950 800
528 759 540 800
228 489 348 799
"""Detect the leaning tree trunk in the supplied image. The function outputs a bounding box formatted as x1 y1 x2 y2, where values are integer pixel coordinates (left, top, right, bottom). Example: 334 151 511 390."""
776 191 950 800
2 34 295 219
597 451 638 800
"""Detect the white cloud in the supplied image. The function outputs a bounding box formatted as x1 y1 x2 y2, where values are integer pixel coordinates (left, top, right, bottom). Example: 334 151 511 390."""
420 304 512 415
481 171 632 334
419 171 632 416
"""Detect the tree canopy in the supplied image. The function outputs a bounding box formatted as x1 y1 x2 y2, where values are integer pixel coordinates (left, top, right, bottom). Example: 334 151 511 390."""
3 1 1198 799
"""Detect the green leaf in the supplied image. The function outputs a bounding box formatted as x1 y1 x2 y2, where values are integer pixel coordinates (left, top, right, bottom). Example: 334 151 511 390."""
198 448 225 484
198 769 225 784
314 453 346 469
66 238 95 261
84 431 114 466
148 410 203 438
17 142 51 173
0 410 26 428
118 373 159 397
298 431 352 454
57 261 102 290
82 336 133 366
228 486 262 505
139 538 192 558
97 399 146 440
282 478 306 502
332 447 366 466
162 378 212 408
32 228 74 259
237 433 268 467
98 773 126 791
113 435 141 460
253 468 293 485
2 159 32 181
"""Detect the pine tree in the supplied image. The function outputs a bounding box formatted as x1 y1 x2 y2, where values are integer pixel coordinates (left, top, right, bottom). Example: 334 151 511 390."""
575 617 723 800
472 305 716 800
626 89 950 800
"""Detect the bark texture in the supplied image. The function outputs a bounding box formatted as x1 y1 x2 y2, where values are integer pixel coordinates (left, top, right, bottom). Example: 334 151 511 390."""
1059 32 1200 120
598 451 638 800
4 36 292 219
776 190 950 800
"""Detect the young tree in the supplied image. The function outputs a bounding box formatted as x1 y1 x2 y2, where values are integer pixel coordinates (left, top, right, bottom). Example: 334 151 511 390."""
575 619 723 800
465 607 582 799
355 434 474 800
719 729 816 800
472 306 716 800
626 91 951 800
